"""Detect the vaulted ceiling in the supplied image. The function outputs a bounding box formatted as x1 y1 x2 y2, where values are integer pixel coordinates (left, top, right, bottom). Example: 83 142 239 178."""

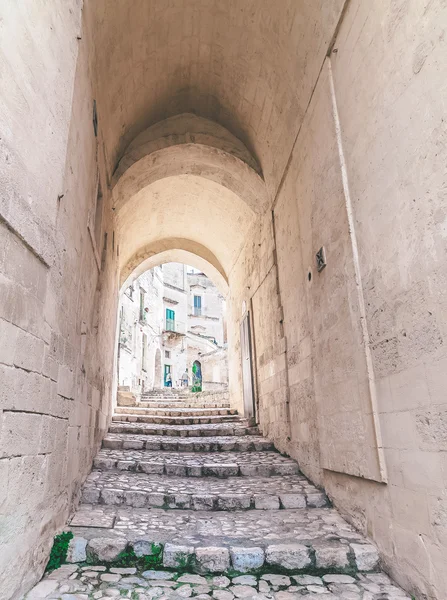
89 0 344 280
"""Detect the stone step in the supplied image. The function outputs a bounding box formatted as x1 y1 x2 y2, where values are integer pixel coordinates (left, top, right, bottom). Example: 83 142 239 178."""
112 414 243 425
103 433 274 452
142 392 190 398
28 564 412 599
69 505 380 575
137 401 231 409
108 422 260 437
115 406 237 417
93 449 301 478
82 471 329 510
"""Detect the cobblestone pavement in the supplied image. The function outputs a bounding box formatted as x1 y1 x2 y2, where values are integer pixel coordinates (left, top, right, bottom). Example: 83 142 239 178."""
24 401 412 599
108 423 259 437
25 565 411 599
103 434 274 452
93 449 301 476
138 402 231 409
69 506 363 546
112 415 243 425
81 472 327 509
115 408 237 417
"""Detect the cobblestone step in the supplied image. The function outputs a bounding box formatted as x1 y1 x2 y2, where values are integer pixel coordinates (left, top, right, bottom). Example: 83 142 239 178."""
112 414 243 425
26 564 411 600
115 407 237 417
142 393 191 399
138 401 231 409
108 422 260 437
93 449 301 478
82 471 328 510
103 433 274 452
68 506 380 575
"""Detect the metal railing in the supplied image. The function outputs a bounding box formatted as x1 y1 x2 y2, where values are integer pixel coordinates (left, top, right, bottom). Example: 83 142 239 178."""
164 319 186 334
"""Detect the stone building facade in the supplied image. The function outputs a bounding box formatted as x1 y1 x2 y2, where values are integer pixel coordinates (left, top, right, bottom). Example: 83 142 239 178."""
118 263 227 393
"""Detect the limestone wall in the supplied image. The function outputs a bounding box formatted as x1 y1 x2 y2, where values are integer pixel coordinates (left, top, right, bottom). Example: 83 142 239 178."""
229 1 447 598
2 1 447 599
0 4 118 598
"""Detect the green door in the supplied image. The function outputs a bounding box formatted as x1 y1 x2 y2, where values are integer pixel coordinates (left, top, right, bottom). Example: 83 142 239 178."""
164 364 172 386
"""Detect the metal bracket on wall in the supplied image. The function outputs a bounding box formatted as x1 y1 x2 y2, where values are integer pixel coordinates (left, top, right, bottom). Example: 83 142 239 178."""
316 246 327 272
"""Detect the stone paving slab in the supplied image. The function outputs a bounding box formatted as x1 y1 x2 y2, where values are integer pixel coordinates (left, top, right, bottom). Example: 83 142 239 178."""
103 434 274 452
67 506 378 573
93 449 300 477
82 472 328 509
108 423 260 438
115 407 237 417
25 565 411 599
69 506 359 545
112 414 244 425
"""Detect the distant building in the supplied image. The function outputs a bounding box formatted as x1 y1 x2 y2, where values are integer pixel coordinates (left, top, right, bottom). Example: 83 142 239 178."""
118 263 228 394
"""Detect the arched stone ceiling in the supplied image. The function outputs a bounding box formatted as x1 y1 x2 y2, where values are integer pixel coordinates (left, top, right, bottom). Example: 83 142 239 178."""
120 243 229 296
116 174 254 281
112 114 268 214
90 0 345 201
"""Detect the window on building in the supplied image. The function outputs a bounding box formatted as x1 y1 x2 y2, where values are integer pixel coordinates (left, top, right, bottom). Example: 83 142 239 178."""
194 295 202 316
139 289 146 321
142 333 147 371
124 284 134 300
166 308 175 331
165 350 171 358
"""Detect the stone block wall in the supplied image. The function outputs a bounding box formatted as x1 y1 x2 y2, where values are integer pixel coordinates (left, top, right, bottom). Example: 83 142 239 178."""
0 3 118 598
227 1 447 598
1 1 447 599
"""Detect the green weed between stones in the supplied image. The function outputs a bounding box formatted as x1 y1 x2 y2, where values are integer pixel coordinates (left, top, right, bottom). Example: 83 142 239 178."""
111 543 163 569
45 531 73 572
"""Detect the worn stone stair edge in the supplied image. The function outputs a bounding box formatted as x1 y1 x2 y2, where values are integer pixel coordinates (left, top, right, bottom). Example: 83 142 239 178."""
26 564 412 600
112 415 243 425
136 402 231 409
102 435 274 452
64 535 380 575
108 424 260 437
115 407 237 416
82 486 329 510
92 457 300 479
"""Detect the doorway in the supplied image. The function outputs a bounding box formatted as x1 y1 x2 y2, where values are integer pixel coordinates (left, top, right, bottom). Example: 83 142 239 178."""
164 364 172 387
192 360 202 392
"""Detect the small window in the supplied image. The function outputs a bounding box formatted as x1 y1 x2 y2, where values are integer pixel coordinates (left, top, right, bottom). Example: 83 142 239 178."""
165 350 171 359
194 295 202 316
139 290 146 321
124 285 134 300
166 308 175 331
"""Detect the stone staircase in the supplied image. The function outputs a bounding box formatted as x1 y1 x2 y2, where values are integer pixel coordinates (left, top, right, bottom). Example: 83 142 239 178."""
25 401 412 599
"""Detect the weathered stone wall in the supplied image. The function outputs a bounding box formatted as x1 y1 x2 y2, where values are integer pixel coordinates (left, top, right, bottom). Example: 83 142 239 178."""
0 3 118 598
235 2 447 598
2 1 447 599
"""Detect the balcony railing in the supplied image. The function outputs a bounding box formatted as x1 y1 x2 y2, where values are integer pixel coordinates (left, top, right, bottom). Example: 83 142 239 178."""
163 320 186 334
